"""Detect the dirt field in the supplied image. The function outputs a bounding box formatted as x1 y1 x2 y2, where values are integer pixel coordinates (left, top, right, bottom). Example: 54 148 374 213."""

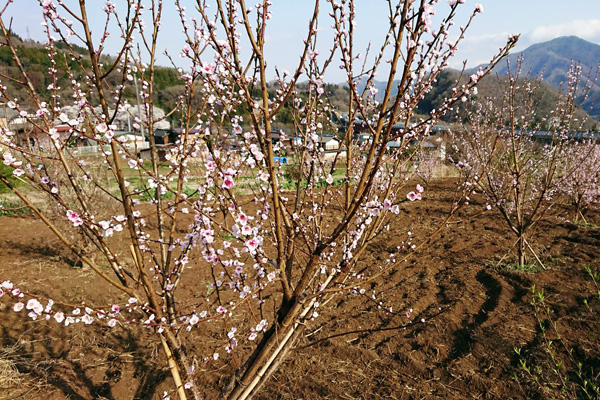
1 179 599 399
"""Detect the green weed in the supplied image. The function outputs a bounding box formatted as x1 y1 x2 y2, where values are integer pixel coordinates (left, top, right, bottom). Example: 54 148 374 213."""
0 201 32 216
513 285 600 399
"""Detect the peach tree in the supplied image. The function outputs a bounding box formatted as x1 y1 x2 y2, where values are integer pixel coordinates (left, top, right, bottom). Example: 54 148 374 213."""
0 1 515 398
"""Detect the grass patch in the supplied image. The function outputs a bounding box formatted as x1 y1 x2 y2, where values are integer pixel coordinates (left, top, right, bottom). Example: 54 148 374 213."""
183 187 198 198
136 188 174 202
573 220 596 228
500 262 543 274
0 201 31 217
0 164 22 194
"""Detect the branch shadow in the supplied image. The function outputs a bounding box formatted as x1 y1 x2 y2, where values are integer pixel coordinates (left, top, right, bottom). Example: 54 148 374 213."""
0 312 168 400
446 269 502 361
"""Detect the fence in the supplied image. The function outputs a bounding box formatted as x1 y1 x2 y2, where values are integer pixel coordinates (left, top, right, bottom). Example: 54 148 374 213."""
72 142 150 155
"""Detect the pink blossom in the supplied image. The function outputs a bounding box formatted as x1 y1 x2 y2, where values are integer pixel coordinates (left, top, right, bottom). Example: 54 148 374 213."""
201 62 215 75
54 312 65 323
3 152 16 165
66 210 83 226
407 191 419 201
366 200 381 216
383 199 392 210
96 123 108 133
238 212 248 226
48 128 58 140
26 299 44 314
256 319 267 332
222 175 235 190
245 238 259 252
13 302 24 312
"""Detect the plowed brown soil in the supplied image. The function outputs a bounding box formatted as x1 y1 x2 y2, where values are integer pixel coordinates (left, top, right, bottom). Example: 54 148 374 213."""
1 179 599 399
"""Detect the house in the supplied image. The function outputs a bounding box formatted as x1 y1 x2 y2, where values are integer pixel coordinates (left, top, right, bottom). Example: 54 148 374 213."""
386 124 449 160
316 133 347 160
139 145 172 162
11 121 73 151
318 134 340 151
270 129 302 151
152 129 180 145
115 131 149 152
0 102 19 128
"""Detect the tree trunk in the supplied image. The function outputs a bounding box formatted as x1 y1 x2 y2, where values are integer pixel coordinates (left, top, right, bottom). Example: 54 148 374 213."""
517 235 526 269
161 330 202 400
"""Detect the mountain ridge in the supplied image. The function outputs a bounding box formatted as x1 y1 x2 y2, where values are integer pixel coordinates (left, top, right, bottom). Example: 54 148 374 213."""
346 36 600 121
476 36 600 119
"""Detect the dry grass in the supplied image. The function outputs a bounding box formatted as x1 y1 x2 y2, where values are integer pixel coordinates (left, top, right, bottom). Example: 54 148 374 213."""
0 342 53 400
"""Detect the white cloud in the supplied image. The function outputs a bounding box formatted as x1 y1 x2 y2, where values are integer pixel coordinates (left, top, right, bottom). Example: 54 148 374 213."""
529 19 600 43
461 31 514 45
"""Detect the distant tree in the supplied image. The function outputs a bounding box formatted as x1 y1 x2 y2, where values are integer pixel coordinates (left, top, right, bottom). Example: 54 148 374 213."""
457 59 595 267
560 140 600 223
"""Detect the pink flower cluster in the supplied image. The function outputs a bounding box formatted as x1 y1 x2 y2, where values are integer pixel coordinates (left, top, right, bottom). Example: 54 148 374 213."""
66 210 83 227
407 184 424 201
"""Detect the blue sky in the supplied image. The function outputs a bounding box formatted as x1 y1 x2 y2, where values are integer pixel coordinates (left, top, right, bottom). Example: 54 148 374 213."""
4 1 600 82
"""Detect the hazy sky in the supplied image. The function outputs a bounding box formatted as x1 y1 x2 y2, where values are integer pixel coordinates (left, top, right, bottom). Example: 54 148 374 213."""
4 1 600 82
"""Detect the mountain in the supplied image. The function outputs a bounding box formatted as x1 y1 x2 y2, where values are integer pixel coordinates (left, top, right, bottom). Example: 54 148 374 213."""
343 36 600 122
484 36 600 119
415 68 597 130
0 34 183 115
